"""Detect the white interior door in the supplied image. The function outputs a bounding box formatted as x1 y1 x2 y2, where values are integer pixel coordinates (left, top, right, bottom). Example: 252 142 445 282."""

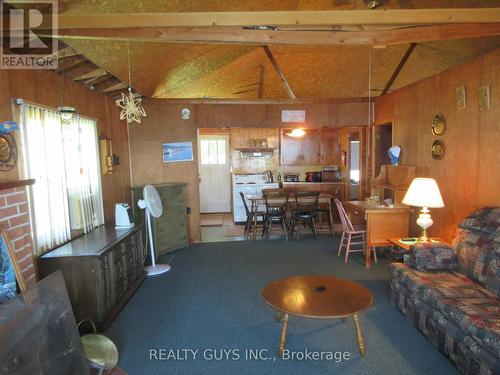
199 135 231 213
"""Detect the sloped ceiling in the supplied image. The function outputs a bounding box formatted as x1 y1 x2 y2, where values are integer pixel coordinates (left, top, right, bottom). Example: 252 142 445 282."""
53 0 500 99
63 37 500 99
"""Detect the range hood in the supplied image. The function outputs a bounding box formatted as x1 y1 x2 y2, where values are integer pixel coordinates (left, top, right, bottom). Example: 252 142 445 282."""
236 148 274 157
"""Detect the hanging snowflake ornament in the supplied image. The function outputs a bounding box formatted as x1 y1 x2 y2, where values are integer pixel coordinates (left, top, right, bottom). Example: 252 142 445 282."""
116 89 147 124
116 44 147 124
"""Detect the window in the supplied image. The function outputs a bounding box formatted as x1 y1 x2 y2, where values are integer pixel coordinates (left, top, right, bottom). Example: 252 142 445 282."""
21 104 104 254
200 139 226 165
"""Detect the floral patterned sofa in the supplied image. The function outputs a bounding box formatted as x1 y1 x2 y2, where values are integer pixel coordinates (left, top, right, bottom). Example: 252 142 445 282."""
389 207 499 375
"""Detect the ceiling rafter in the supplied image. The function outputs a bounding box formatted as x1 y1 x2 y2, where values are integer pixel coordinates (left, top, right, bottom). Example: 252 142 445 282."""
262 46 296 99
45 23 500 46
381 43 418 96
48 9 500 29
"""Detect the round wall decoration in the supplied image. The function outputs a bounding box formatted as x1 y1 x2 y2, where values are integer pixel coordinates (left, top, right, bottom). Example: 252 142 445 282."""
431 140 445 160
181 108 191 120
0 134 18 171
431 115 446 136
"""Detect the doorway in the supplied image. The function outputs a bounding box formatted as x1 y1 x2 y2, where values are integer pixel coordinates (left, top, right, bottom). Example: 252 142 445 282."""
198 133 231 213
348 133 361 200
372 122 393 178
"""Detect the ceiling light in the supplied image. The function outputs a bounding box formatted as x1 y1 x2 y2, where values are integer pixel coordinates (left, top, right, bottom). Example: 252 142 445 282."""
58 106 76 123
286 129 306 137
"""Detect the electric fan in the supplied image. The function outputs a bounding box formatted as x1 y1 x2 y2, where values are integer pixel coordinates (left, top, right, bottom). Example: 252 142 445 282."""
137 185 171 276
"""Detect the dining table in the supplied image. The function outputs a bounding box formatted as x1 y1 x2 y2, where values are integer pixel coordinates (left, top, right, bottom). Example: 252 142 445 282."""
245 192 336 240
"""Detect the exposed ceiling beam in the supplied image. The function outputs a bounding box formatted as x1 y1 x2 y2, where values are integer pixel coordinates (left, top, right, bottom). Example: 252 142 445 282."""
262 46 296 99
49 23 500 46
51 9 500 29
101 81 129 93
73 67 107 81
381 43 418 96
143 97 369 105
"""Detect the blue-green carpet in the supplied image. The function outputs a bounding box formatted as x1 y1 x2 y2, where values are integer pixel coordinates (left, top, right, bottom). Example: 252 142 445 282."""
106 237 458 375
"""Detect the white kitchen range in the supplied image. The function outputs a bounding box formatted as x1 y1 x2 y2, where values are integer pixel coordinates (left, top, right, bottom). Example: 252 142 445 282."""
232 173 279 223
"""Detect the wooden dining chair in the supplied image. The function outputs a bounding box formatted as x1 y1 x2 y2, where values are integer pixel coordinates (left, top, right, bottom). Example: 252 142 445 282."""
263 192 289 240
240 191 265 237
290 191 320 239
334 199 377 264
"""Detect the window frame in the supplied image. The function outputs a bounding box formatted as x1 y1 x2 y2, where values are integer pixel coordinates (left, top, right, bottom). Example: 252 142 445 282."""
18 100 105 254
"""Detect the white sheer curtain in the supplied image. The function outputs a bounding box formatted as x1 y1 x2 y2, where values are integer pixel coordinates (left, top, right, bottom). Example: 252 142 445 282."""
23 104 104 253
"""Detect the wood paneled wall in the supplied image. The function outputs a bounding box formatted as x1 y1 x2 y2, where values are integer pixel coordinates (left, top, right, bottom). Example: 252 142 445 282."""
128 102 201 243
374 48 500 242
130 101 370 243
0 69 131 225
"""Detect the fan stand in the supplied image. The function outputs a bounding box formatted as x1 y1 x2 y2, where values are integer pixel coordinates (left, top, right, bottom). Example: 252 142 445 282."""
144 210 170 276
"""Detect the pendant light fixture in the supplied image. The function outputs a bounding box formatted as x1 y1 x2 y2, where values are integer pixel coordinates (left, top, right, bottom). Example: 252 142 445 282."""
116 44 147 124
286 128 306 137
58 72 76 123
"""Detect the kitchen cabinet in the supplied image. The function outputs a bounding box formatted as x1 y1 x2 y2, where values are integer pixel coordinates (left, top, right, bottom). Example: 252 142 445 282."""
230 128 250 150
319 128 340 165
280 128 340 166
38 225 146 330
280 128 320 166
230 128 279 151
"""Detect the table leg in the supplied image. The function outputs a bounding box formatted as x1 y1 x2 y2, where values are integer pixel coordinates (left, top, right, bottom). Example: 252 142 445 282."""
252 201 257 240
278 313 289 357
353 314 366 357
275 311 282 322
365 243 371 269
328 200 335 237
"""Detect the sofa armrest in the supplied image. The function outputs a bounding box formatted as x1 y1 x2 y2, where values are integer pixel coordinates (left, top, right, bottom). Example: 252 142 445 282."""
404 242 458 271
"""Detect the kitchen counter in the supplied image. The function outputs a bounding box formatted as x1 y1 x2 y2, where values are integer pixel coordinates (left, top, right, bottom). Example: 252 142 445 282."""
282 181 345 185
281 181 346 200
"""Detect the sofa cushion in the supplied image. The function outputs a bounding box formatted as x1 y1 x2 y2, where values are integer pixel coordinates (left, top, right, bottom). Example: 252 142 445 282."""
389 263 500 356
459 207 500 235
404 242 458 271
453 229 499 296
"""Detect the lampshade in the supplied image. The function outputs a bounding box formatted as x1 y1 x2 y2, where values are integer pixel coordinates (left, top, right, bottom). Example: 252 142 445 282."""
402 178 444 208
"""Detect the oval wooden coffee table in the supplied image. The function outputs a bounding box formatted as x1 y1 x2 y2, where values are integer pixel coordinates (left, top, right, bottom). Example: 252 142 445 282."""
262 276 373 357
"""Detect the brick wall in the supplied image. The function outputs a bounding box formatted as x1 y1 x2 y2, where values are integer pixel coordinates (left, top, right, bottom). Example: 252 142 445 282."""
0 187 36 286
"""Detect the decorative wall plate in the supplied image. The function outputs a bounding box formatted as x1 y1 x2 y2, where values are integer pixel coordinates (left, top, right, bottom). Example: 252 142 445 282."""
431 115 446 136
431 140 445 160
181 108 191 120
0 134 18 171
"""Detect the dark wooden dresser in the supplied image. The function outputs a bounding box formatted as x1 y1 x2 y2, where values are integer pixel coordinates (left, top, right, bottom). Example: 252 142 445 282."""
38 225 146 330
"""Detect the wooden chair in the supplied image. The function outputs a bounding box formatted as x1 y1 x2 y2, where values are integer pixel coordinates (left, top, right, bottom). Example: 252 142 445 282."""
290 191 320 239
334 199 377 264
263 192 289 240
240 191 265 237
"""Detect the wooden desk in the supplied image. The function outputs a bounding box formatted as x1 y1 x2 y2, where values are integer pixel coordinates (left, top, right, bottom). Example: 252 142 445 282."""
343 201 409 268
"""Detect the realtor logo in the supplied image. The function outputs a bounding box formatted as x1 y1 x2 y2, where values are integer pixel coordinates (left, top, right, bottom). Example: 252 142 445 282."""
1 0 58 69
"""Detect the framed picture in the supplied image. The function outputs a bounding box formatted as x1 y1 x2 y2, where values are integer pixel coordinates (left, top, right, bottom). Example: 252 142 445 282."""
0 228 27 304
162 142 193 163
456 86 466 109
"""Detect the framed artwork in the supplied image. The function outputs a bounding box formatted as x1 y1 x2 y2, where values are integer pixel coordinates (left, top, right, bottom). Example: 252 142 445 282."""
456 86 466 109
479 85 491 111
162 142 193 163
281 110 306 123
0 228 27 304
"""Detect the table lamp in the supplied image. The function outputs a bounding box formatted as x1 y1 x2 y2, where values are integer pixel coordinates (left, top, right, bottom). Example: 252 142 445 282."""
402 178 444 242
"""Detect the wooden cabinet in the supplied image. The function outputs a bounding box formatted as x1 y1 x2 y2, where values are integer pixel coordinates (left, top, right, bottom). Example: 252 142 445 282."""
131 183 188 257
230 128 279 151
280 128 320 165
38 225 146 330
319 128 340 165
280 128 340 166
